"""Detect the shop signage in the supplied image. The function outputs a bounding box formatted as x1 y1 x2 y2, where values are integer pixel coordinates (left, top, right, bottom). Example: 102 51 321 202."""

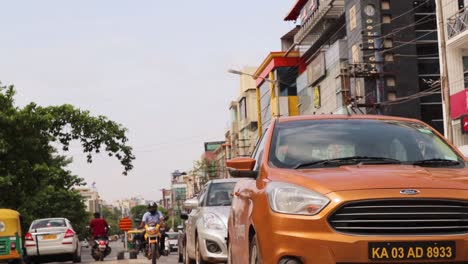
314 86 321 109
450 89 468 119
461 115 468 134
308 52 326 85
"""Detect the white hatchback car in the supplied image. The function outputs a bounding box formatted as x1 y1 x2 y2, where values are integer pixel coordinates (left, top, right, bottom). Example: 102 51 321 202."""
25 218 81 263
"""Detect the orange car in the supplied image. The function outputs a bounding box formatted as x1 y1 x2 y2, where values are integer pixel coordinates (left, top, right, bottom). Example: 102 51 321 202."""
226 115 468 264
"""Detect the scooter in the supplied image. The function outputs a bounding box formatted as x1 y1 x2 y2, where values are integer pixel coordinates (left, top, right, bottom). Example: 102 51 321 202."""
163 239 170 256
91 236 112 261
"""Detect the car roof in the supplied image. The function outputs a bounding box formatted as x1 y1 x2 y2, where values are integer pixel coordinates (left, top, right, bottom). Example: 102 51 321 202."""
208 178 241 184
277 114 426 124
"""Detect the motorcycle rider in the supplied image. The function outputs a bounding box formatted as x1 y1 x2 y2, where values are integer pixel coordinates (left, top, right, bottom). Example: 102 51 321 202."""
139 202 166 254
89 212 110 240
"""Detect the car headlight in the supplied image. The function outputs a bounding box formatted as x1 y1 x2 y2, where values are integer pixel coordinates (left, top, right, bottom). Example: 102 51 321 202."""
203 213 225 230
266 182 329 215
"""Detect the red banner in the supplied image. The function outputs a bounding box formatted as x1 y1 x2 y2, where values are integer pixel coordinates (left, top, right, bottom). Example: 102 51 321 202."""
450 89 468 119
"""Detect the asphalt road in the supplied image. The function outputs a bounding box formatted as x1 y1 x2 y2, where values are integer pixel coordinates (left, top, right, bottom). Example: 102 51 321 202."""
47 241 180 264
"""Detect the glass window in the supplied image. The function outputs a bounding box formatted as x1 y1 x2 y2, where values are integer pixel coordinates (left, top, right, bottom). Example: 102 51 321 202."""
239 98 247 121
463 57 468 88
269 119 462 169
206 182 237 206
252 131 269 171
31 219 66 229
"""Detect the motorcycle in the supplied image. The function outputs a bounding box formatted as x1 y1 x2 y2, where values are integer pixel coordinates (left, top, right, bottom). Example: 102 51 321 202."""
91 236 112 261
143 222 161 264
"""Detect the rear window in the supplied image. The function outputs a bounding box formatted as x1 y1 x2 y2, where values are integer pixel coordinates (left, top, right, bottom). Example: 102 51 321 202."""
167 233 178 239
31 219 66 229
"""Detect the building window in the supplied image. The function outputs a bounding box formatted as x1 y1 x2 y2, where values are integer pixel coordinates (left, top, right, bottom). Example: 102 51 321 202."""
387 91 397 101
239 97 247 121
463 56 468 88
384 39 393 48
382 1 390 10
384 53 395 62
349 5 357 31
386 77 396 87
382 15 392 24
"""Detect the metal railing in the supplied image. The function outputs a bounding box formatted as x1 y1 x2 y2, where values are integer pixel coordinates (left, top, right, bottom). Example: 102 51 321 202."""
447 6 468 39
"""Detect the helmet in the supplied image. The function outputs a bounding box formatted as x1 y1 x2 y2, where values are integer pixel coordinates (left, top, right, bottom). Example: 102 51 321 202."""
148 202 157 215
147 201 157 208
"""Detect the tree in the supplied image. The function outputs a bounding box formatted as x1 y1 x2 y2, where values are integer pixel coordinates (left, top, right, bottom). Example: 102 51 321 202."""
130 205 147 225
101 207 121 235
0 85 135 233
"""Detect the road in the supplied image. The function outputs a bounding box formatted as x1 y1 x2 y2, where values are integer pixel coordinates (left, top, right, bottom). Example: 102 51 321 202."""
49 241 180 264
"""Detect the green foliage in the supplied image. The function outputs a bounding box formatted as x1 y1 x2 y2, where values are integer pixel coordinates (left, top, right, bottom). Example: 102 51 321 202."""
0 84 135 237
130 205 147 225
101 207 122 235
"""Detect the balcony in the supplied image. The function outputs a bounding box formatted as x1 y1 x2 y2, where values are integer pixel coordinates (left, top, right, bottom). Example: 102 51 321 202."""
294 0 345 48
447 6 468 48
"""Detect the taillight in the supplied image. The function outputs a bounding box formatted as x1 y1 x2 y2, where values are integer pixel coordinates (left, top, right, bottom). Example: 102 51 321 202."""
11 241 16 250
64 229 74 238
99 240 107 245
25 233 33 241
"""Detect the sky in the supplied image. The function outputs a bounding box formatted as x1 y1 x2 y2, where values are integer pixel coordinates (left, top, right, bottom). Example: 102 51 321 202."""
0 1 296 203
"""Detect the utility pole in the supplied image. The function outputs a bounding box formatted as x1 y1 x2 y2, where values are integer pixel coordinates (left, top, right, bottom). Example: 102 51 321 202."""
436 0 453 142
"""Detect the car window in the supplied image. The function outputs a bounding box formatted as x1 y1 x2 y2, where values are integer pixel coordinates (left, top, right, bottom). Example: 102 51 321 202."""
167 233 178 239
198 184 209 206
31 219 66 229
252 132 268 171
206 182 237 206
269 119 463 168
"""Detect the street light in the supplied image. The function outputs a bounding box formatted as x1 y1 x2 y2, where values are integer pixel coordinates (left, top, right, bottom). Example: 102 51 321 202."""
228 69 281 117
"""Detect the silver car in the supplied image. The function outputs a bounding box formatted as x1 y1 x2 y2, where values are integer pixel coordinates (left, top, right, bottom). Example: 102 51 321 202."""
183 179 239 264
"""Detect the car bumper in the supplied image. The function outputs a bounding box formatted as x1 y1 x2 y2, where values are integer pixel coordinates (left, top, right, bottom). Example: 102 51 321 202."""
255 189 468 263
198 228 227 262
26 244 75 256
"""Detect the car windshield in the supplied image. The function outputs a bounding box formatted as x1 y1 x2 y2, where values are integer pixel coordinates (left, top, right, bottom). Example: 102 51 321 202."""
206 182 236 206
167 233 178 239
31 219 66 229
269 119 463 169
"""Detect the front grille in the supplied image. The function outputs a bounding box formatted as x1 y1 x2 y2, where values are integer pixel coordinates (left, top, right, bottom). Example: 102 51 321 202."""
0 240 8 255
328 199 468 235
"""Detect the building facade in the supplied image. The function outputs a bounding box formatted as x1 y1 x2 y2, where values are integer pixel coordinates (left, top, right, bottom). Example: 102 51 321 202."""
285 0 443 133
77 187 102 213
438 0 468 146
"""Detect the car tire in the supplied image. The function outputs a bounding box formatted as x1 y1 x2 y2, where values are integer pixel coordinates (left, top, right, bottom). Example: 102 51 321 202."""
195 237 206 264
249 234 262 264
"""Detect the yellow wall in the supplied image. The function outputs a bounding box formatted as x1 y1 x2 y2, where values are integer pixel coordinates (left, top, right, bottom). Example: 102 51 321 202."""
288 96 299 116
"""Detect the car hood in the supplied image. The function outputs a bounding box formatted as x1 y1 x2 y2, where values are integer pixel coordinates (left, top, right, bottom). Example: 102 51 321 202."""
270 165 468 194
202 206 230 227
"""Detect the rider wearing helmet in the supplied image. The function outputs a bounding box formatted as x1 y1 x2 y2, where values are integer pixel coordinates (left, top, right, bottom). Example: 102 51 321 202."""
139 202 166 254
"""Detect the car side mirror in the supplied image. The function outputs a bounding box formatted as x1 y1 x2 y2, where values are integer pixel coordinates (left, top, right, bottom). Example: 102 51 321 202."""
183 198 199 210
180 213 189 220
226 157 258 178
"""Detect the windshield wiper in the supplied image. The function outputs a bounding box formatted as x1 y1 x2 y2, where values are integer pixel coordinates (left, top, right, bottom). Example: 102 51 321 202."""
410 158 461 167
294 156 401 169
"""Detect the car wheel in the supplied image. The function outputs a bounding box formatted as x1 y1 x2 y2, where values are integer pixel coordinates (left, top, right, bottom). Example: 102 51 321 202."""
195 237 206 264
249 234 262 264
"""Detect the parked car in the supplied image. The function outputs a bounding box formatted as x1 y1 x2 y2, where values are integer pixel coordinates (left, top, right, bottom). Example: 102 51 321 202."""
184 179 240 263
25 218 82 263
227 115 468 264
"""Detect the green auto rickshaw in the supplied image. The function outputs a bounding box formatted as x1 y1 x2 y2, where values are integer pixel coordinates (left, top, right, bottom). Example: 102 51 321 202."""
0 209 24 264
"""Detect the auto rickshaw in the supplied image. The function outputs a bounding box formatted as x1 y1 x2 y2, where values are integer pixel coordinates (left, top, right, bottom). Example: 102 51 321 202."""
0 209 24 264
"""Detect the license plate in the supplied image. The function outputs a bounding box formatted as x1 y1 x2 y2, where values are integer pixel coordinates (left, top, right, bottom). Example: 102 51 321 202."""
369 241 456 261
42 234 57 240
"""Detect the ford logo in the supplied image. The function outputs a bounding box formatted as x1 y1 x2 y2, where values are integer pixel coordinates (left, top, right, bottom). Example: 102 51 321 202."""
400 189 420 195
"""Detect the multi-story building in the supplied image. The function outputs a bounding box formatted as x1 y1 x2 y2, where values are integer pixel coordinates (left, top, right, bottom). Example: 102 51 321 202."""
438 0 468 146
284 0 444 133
76 187 102 213
254 51 302 136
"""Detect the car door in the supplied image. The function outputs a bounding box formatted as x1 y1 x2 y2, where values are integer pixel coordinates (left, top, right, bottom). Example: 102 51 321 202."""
67 220 81 256
187 183 209 258
230 131 268 264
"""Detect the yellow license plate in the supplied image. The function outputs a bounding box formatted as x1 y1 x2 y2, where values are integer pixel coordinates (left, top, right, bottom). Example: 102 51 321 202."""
369 241 456 260
42 234 57 240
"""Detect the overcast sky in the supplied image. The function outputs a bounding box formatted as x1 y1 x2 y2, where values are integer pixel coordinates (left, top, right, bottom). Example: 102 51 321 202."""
0 1 296 202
